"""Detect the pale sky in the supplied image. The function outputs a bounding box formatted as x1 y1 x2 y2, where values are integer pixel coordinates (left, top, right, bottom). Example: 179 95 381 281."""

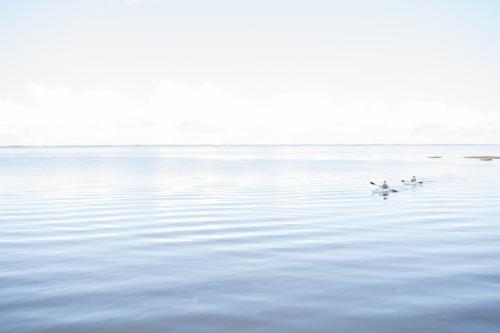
1 0 500 144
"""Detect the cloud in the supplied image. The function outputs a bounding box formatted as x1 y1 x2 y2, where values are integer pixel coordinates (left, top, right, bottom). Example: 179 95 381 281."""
0 81 499 145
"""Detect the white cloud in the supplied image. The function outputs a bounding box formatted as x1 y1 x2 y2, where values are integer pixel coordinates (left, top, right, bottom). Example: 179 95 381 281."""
0 81 499 145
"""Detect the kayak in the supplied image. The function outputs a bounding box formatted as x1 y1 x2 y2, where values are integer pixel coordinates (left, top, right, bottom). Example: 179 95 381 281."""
403 181 423 186
372 187 396 194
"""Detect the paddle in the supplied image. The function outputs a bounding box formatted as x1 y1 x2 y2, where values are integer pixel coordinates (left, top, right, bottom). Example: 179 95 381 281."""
370 182 398 192
401 180 424 184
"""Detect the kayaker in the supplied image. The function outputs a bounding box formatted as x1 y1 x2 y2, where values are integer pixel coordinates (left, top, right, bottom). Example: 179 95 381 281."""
382 181 389 189
411 176 417 182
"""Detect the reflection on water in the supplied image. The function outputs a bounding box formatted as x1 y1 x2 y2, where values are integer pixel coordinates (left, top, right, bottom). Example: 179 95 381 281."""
1 145 500 333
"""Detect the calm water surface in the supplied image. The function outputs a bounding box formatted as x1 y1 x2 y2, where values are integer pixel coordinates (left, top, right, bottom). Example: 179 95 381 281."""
1 145 500 333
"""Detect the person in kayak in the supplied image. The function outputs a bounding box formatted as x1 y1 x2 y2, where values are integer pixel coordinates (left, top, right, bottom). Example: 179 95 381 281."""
382 181 389 189
411 176 417 182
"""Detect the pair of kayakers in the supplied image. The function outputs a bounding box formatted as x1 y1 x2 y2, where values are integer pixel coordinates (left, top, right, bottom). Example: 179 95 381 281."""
382 176 417 189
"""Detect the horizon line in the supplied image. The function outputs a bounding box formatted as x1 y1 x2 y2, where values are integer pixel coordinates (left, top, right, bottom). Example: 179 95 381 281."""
1 143 500 148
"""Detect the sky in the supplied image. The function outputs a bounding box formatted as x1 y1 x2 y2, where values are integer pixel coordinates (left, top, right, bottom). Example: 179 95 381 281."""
1 0 500 145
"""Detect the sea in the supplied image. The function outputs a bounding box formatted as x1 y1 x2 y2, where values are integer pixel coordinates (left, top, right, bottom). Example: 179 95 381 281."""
1 145 500 333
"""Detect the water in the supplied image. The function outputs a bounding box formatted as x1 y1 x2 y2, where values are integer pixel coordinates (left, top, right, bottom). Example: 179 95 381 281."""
1 145 500 333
